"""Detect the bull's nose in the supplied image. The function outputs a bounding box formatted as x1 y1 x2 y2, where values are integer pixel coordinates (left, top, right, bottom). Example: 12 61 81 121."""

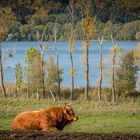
74 116 78 121
76 116 79 120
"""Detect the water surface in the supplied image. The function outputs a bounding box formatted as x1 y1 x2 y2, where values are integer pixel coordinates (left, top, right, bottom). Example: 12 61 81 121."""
2 41 138 87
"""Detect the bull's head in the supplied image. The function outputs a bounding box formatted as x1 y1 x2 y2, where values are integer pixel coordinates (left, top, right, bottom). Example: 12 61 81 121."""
63 104 78 123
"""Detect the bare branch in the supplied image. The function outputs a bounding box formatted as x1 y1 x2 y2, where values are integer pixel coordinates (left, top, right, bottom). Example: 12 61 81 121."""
50 90 56 102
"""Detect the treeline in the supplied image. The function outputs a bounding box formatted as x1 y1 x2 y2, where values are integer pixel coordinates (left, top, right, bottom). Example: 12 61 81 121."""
0 0 140 41
4 19 140 41
1 0 139 23
4 43 140 101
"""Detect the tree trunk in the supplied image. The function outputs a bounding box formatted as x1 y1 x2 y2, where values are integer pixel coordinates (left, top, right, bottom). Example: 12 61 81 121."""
84 40 89 100
40 49 45 99
15 84 17 98
68 0 75 100
98 55 102 101
70 52 74 100
69 26 74 101
98 37 104 102
50 90 56 102
53 22 61 100
0 42 6 98
112 48 116 102
27 79 30 99
111 35 116 103
36 28 47 99
37 90 40 100
55 47 60 100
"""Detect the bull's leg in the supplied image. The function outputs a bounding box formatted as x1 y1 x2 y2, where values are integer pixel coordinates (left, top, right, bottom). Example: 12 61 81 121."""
42 126 60 132
42 127 49 132
41 123 49 132
48 127 61 132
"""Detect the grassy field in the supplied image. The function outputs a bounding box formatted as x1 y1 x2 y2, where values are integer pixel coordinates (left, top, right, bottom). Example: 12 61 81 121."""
0 99 140 134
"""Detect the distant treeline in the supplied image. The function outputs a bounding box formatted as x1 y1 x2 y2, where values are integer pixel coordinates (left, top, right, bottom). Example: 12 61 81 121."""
5 19 140 41
1 0 140 41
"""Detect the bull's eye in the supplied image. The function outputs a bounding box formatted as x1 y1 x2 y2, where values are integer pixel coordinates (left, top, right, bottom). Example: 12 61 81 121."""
67 110 72 115
69 111 72 115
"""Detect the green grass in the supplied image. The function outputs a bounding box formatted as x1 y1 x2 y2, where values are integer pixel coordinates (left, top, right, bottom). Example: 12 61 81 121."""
64 115 140 133
0 99 140 134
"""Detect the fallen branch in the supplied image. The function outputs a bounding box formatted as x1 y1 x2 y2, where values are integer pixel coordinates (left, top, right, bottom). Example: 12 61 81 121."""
50 90 56 102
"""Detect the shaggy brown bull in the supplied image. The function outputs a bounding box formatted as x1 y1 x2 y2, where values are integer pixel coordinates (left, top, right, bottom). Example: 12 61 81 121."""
12 104 78 132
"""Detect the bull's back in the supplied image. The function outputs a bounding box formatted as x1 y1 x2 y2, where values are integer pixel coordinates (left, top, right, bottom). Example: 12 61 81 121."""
12 111 40 130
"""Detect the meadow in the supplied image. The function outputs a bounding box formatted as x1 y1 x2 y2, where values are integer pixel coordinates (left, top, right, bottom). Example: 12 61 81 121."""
0 99 140 134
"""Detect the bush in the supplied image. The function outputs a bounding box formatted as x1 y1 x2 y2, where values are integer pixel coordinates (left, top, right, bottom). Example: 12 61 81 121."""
115 51 139 97
125 90 140 98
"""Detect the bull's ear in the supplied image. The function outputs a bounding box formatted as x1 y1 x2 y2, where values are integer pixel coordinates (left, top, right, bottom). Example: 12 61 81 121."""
64 102 67 107
63 103 67 110
63 102 68 109
63 103 71 108
67 103 71 106
63 107 67 114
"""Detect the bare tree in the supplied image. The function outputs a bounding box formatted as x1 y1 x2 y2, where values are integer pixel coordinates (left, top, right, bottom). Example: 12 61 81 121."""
25 47 39 99
68 0 76 100
0 41 6 98
36 25 47 99
80 0 96 100
0 7 14 98
83 40 89 100
98 37 104 101
31 54 43 100
111 34 117 102
15 63 23 98
53 21 61 100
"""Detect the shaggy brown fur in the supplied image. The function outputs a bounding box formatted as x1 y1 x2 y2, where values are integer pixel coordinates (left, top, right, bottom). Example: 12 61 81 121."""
12 104 78 132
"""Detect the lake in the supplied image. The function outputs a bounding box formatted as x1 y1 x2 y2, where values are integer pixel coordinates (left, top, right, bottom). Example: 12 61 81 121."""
2 41 138 87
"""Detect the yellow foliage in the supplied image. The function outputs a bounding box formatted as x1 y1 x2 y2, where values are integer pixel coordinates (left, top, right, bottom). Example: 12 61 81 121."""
99 63 104 69
82 16 96 39
83 40 89 49
0 6 15 37
101 71 106 77
70 68 75 76
69 33 75 53
110 45 122 57
30 8 48 24
0 27 7 36
134 44 140 59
